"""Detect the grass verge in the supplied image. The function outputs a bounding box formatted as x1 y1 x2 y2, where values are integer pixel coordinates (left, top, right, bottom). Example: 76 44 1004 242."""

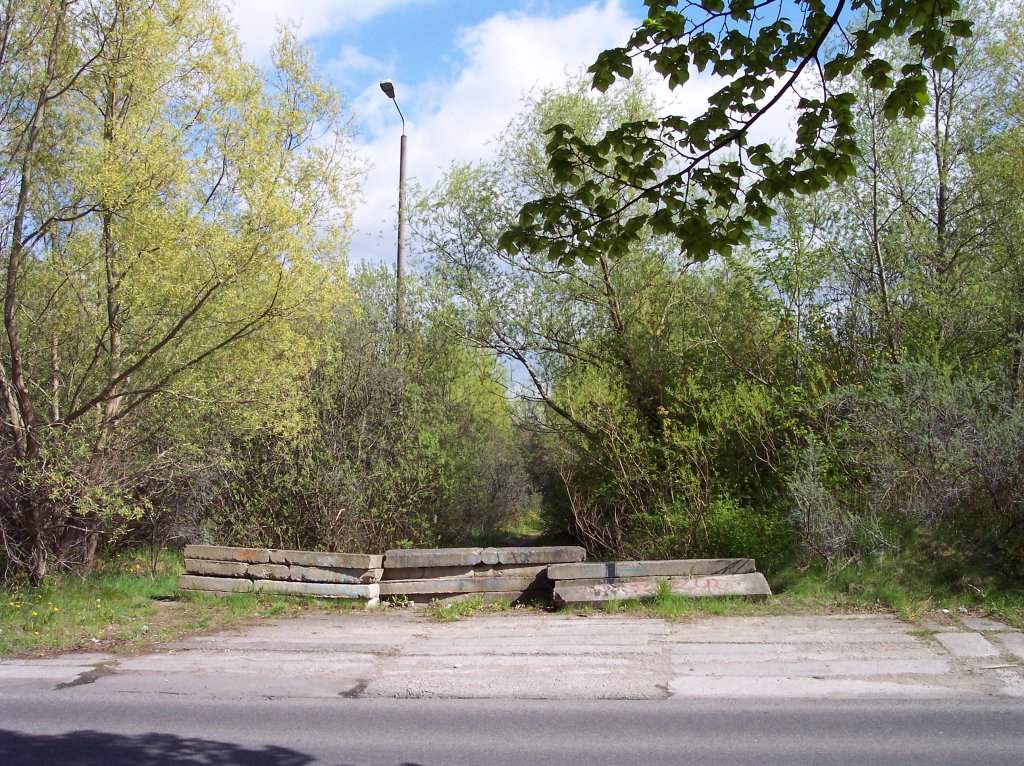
0 550 362 657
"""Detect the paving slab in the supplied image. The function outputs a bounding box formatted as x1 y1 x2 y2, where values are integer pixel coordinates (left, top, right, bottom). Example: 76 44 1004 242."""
934 632 1000 658
995 632 1024 658
961 616 1016 632
667 676 968 699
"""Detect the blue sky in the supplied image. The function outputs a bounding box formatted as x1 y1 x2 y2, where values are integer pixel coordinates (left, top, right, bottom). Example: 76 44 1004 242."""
222 1 651 264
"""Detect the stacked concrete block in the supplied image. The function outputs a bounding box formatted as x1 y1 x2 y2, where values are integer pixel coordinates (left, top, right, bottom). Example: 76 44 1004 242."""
380 546 586 605
548 558 772 606
179 546 383 605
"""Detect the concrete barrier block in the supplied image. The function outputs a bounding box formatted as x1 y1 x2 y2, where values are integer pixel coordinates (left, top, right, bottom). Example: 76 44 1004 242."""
247 563 291 580
178 574 254 593
380 575 547 596
384 546 588 569
288 565 383 584
493 546 586 565
183 545 270 564
252 580 380 600
548 558 754 581
267 550 383 569
382 563 549 581
361 568 384 583
383 548 484 568
184 559 248 577
553 573 772 606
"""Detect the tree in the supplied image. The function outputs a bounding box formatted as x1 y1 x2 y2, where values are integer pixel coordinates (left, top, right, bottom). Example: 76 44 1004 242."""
0 0 361 582
500 0 973 266
420 77 796 563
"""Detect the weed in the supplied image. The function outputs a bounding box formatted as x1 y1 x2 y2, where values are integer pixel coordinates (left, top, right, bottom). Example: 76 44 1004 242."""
426 596 485 621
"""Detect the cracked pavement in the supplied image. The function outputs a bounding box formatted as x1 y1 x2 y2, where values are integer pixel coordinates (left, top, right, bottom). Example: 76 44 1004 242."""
2 610 1022 701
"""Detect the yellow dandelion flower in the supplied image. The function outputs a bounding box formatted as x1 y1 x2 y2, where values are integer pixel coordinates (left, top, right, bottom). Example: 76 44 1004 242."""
31 611 37 616
53 607 59 612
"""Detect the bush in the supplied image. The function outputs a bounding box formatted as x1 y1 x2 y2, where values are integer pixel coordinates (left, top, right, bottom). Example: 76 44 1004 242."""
790 361 1024 566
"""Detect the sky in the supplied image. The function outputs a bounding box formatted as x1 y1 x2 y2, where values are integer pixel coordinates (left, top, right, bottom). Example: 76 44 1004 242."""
220 1 795 266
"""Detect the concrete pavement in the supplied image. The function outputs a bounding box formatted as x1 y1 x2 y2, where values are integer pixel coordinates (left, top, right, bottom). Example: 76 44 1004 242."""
2 608 1023 701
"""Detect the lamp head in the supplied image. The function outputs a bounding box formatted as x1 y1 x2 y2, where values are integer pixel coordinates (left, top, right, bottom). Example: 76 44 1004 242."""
379 80 396 99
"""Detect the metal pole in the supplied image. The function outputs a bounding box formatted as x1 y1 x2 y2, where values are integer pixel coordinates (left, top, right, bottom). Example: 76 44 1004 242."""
396 130 406 336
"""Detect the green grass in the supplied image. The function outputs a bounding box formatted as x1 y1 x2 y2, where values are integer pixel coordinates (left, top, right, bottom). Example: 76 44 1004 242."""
0 550 362 657
424 595 518 621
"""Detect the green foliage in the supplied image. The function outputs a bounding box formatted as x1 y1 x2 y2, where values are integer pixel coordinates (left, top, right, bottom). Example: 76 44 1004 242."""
200 268 538 553
0 0 361 581
795 362 1024 565
422 75 804 566
501 1 972 266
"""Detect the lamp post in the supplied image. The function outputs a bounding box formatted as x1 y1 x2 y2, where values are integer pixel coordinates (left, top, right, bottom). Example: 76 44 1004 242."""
380 79 406 336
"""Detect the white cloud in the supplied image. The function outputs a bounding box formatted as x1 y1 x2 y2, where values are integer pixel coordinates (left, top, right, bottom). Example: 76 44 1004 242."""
222 0 420 61
351 0 641 265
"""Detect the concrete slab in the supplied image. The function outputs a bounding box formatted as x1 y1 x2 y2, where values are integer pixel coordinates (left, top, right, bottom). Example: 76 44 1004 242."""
183 559 248 577
934 632 1000 658
288 565 382 584
494 546 586 565
548 558 754 580
183 545 269 564
995 632 1024 658
399 591 548 606
667 676 968 699
673 658 951 677
379 575 543 596
246 563 290 580
382 546 584 569
252 580 378 601
553 573 771 605
961 616 1016 632
267 550 382 569
996 669 1024 698
178 574 253 593
9 611 1021 701
382 564 548 581
383 548 486 568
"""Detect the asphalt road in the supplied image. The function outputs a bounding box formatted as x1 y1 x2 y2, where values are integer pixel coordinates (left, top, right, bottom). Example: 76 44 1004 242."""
1 693 1023 765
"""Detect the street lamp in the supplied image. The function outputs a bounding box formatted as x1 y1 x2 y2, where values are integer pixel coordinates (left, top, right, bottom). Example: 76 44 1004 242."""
380 79 406 335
